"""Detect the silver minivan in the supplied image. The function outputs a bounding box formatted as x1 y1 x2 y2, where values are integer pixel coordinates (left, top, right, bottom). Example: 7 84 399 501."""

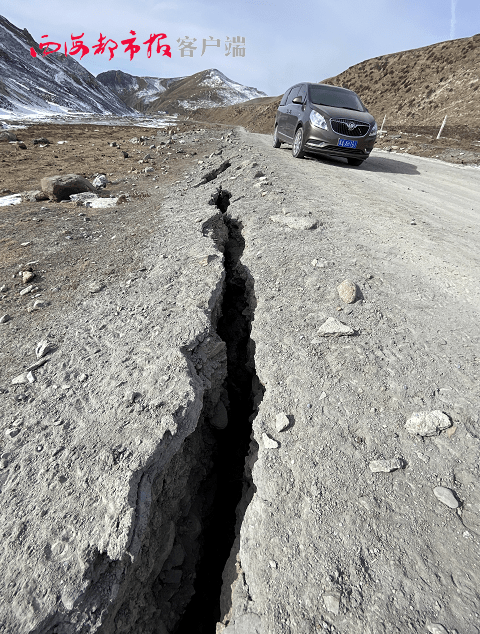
273 83 377 166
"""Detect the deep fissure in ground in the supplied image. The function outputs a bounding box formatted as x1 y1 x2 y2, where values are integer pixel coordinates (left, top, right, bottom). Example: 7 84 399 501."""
175 189 260 632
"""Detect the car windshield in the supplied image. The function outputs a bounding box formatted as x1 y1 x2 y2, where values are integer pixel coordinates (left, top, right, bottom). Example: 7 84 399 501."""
309 85 365 112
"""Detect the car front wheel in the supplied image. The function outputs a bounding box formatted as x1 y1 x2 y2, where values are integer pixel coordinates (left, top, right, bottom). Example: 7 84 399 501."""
292 127 305 159
273 125 281 148
347 158 364 166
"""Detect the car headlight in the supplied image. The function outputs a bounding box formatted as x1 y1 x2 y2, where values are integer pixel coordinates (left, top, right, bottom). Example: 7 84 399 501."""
369 121 378 136
310 111 328 130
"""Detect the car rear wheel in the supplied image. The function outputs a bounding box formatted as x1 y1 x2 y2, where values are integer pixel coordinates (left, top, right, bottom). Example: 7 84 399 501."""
347 158 364 166
292 127 305 159
273 125 281 148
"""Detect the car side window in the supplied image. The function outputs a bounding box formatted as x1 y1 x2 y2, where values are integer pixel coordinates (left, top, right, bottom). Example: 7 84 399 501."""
286 86 301 105
280 88 293 106
296 84 307 103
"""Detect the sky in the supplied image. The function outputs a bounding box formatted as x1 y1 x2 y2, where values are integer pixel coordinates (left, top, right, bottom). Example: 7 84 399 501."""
2 0 480 96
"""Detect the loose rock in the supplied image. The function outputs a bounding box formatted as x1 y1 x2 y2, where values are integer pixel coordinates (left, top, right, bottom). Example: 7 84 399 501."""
369 457 404 473
337 279 357 303
0 314 10 324
40 174 96 202
426 624 448 634
19 285 35 296
11 374 28 385
35 340 54 359
22 271 35 284
433 486 459 509
275 412 290 432
317 317 354 337
269 215 318 230
405 410 451 436
323 593 341 615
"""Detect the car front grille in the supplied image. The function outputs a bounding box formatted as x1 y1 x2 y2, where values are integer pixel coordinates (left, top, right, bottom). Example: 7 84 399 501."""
322 145 367 156
330 119 370 137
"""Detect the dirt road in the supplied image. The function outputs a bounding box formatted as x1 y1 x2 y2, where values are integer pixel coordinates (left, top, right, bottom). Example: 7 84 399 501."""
1 124 479 634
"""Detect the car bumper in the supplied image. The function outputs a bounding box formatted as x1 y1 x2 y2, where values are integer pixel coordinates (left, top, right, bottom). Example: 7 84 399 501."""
304 122 376 159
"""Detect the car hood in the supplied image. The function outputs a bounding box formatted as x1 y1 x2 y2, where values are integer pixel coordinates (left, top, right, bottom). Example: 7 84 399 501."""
310 104 375 123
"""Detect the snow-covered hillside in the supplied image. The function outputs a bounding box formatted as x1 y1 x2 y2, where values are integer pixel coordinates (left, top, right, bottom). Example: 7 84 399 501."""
0 15 135 118
97 68 267 113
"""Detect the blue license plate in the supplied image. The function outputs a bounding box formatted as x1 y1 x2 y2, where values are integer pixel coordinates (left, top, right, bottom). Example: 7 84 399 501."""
338 139 358 148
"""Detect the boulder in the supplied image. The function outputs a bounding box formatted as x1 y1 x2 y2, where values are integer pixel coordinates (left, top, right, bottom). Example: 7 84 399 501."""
0 131 17 142
40 174 96 202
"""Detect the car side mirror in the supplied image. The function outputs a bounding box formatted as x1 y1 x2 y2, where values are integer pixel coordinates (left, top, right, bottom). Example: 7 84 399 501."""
292 96 303 104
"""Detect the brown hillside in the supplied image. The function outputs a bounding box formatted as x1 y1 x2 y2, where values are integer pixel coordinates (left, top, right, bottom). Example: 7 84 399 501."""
189 34 480 140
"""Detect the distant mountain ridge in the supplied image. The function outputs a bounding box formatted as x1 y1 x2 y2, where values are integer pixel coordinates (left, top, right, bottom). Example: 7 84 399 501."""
0 15 135 117
97 68 267 113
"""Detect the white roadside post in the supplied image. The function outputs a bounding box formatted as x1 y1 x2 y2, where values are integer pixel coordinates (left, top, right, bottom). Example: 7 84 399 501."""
379 115 386 134
436 115 448 140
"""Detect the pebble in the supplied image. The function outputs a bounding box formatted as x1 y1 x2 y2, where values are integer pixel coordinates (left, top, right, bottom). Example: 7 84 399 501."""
0 314 10 324
427 624 449 634
26 371 35 383
0 285 7 292
11 374 28 384
269 560 278 569
337 279 357 303
22 271 35 284
5 428 20 439
316 317 354 337
26 356 50 372
369 457 403 473
20 285 34 296
35 340 53 359
262 433 279 449
433 486 459 509
275 412 290 432
78 373 88 382
33 299 48 309
323 593 341 616
405 410 451 436
89 283 105 293
20 242 32 247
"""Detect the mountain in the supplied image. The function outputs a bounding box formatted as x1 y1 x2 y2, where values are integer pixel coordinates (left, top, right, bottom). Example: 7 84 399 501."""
183 33 480 135
322 34 480 129
97 68 267 113
0 15 135 117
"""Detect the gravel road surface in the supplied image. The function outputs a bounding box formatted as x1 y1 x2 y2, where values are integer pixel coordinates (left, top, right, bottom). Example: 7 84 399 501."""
1 125 478 634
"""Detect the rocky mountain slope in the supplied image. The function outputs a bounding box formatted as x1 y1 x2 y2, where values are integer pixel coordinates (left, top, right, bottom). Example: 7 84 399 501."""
0 15 135 117
189 33 480 136
97 68 267 114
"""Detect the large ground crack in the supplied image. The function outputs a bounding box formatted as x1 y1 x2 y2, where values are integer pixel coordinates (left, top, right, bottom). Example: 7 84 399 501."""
174 188 261 633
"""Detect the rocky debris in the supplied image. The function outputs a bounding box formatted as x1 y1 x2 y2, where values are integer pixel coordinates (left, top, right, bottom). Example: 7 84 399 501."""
15 141 27 149
33 137 50 145
89 282 105 293
262 433 279 449
116 194 128 204
323 593 341 616
275 412 290 432
426 623 449 634
337 279 357 303
317 317 355 337
0 314 10 324
70 192 98 204
369 457 404 473
405 410 452 436
22 271 35 284
92 174 107 188
85 198 121 208
433 486 459 509
144 167 154 174
20 190 49 202
32 299 48 309
122 151 129 158
143 153 152 161
19 285 35 296
26 356 50 372
0 285 7 292
0 131 17 142
11 374 28 384
35 340 54 359
269 214 318 230
40 174 96 202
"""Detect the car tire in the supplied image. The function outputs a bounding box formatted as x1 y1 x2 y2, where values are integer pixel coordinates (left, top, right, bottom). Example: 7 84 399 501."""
273 125 282 148
292 127 305 159
347 158 364 166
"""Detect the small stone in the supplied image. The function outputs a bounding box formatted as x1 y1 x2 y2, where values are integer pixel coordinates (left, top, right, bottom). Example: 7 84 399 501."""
78 373 88 382
36 445 43 452
405 410 451 436
0 285 7 292
26 356 50 372
323 593 341 616
262 433 279 449
369 457 403 473
89 283 105 293
5 428 20 439
0 314 10 324
275 412 290 432
35 340 53 359
446 425 457 438
20 285 34 296
22 271 35 284
26 372 35 383
317 317 354 337
269 560 278 569
270 215 318 230
11 374 28 384
337 279 357 304
311 259 318 267
20 242 31 247
144 167 154 174
319 391 327 399
116 194 127 204
33 299 47 309
433 486 459 509
427 624 449 634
